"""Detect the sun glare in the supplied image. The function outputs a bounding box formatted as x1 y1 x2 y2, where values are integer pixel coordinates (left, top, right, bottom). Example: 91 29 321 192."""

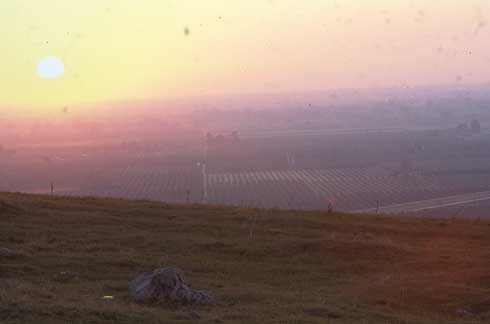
37 56 65 79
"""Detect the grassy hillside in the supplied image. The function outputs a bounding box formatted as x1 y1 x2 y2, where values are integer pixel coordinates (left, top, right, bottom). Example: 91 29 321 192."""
1 192 490 324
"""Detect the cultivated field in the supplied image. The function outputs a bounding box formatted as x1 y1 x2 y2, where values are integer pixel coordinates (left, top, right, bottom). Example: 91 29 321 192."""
205 131 490 215
0 144 204 204
2 130 490 216
206 166 440 210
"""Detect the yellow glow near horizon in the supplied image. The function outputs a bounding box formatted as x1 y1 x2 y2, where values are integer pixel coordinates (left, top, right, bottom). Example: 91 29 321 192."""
1 0 489 113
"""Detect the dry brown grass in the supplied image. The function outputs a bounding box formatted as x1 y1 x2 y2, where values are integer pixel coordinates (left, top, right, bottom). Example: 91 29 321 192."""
1 192 490 323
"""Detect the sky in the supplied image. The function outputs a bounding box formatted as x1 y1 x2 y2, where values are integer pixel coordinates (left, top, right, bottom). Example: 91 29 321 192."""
1 0 490 114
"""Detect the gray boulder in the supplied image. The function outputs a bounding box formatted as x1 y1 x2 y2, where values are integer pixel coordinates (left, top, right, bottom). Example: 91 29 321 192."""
129 267 213 306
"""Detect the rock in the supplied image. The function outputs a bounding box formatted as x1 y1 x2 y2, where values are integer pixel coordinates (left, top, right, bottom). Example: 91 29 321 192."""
176 311 201 320
129 267 214 306
0 248 15 256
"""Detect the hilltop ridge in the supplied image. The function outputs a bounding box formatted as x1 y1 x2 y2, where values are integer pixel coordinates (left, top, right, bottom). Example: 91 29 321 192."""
1 192 490 324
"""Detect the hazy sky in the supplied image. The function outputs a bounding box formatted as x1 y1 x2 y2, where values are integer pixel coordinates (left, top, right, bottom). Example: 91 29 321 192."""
2 0 489 113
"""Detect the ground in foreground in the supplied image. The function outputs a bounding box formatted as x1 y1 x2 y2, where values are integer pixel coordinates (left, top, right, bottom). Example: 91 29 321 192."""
1 192 490 324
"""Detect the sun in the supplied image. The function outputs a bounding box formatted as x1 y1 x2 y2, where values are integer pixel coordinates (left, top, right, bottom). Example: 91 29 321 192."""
37 56 65 79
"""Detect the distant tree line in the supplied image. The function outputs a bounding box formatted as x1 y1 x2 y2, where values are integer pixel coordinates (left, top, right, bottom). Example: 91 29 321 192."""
206 131 240 146
457 119 481 134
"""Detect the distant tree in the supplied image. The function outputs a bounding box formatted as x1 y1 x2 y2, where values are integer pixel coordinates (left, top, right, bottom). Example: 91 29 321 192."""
470 119 481 133
206 132 214 145
457 122 469 132
231 131 240 143
413 142 425 153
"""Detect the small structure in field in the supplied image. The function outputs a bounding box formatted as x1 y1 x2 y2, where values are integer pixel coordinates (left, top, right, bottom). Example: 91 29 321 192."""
129 267 214 306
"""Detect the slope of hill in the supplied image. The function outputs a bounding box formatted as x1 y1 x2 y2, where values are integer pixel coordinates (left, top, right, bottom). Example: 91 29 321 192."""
1 192 489 324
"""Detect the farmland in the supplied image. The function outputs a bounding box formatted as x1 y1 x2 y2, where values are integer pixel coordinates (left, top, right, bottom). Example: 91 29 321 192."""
0 141 204 204
2 128 490 216
205 129 490 216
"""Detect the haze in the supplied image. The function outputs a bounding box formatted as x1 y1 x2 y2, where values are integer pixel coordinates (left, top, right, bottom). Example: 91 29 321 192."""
2 1 490 217
1 0 489 113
